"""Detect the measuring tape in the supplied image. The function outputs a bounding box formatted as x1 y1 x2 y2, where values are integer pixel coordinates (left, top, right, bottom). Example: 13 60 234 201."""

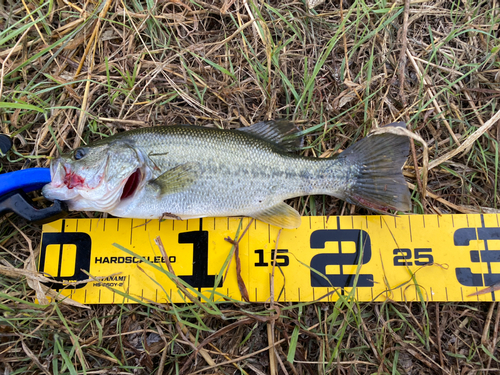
38 214 500 304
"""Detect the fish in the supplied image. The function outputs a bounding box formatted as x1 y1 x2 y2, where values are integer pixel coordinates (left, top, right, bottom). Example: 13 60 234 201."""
42 120 411 228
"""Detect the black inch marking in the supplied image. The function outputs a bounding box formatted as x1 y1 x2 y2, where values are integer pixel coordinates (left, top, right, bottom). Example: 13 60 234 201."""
454 215 500 301
39 229 92 291
423 216 426 228
309 225 373 288
178 219 222 291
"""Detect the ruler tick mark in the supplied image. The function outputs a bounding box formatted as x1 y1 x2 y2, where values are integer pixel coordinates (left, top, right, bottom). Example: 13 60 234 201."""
408 216 412 242
130 220 133 245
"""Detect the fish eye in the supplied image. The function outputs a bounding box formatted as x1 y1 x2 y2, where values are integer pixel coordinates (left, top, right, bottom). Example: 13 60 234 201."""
73 147 87 160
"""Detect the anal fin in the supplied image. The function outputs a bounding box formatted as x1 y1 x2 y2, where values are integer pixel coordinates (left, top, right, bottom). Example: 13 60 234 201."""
252 202 302 229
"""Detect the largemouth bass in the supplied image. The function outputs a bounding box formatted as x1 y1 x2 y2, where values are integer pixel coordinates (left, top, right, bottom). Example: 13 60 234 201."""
42 121 411 228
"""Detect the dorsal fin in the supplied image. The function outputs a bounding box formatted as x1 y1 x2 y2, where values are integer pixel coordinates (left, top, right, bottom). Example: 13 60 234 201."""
236 120 303 152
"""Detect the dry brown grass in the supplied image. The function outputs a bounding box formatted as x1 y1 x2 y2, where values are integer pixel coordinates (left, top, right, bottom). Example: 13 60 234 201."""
1 0 500 373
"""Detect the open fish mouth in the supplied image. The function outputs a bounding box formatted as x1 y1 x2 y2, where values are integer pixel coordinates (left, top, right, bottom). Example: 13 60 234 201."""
120 168 142 201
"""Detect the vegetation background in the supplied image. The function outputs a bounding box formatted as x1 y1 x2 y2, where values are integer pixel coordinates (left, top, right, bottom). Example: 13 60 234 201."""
0 0 499 373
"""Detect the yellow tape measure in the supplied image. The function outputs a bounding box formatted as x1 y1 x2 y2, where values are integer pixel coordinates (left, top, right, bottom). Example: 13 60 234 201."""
39 214 500 304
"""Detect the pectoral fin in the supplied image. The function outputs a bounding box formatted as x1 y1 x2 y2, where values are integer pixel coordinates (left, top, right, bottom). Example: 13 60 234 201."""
252 202 302 229
151 162 199 195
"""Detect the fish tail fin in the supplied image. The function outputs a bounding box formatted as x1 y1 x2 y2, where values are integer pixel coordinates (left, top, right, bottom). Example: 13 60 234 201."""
336 122 411 214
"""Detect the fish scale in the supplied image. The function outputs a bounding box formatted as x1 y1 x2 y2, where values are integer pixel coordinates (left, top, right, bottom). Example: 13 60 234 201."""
42 121 411 228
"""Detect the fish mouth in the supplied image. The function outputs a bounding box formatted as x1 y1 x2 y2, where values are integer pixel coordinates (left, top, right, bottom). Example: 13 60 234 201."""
120 168 142 201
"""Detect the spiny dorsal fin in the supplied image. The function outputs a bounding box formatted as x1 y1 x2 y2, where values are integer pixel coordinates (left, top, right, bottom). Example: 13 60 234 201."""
236 120 303 152
150 162 199 196
252 202 302 229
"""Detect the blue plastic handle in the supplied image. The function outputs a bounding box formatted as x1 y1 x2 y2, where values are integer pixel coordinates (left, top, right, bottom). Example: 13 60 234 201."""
0 168 51 197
